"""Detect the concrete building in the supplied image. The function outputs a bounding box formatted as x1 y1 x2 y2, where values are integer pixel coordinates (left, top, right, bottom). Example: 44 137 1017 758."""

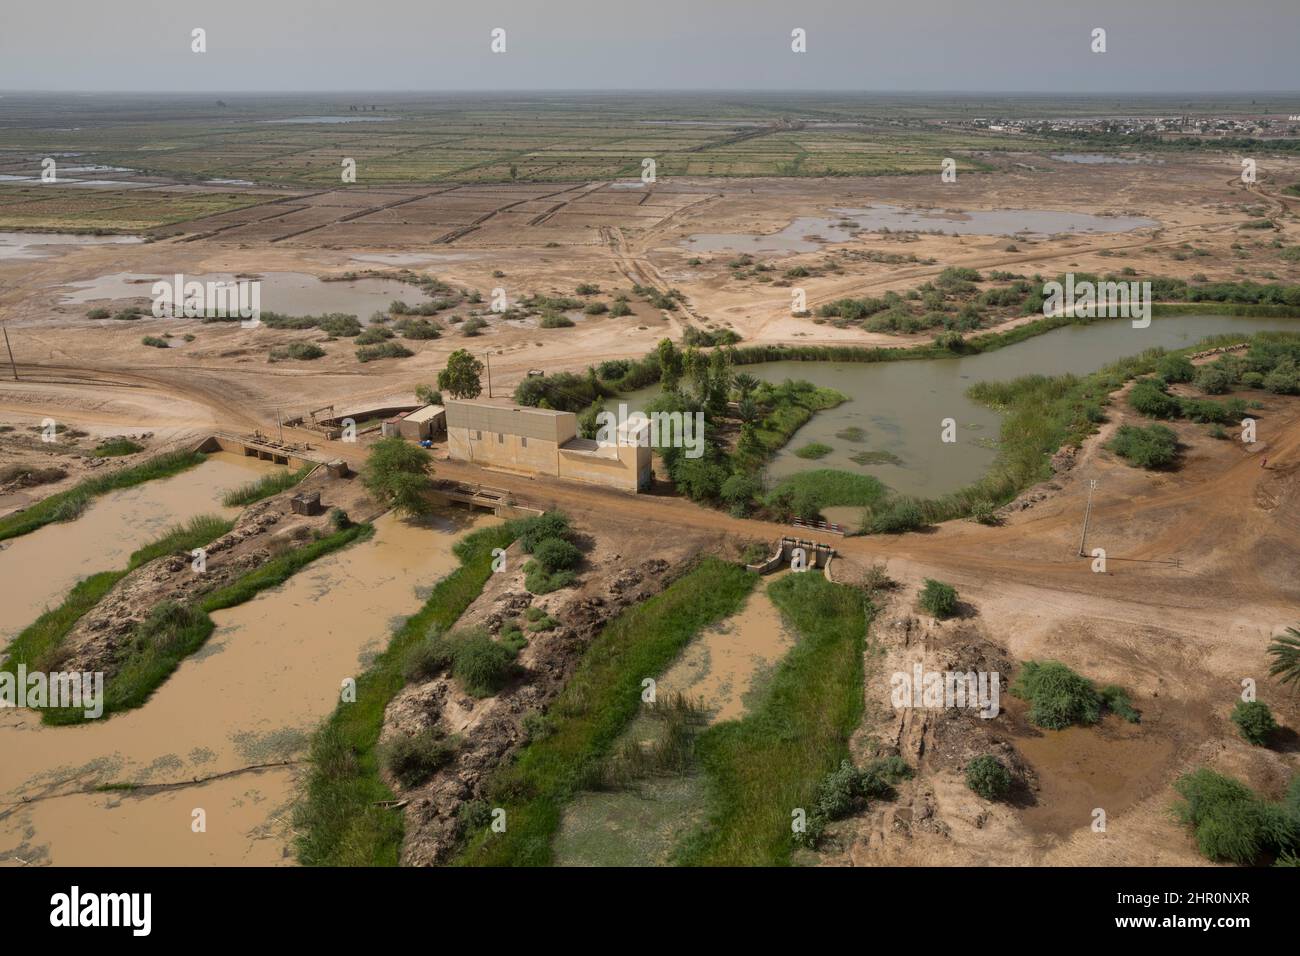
445 399 651 493
397 404 446 441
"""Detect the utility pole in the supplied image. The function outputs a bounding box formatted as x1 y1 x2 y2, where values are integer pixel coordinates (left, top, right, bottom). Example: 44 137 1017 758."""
1077 478 1097 557
485 352 492 399
2 322 16 381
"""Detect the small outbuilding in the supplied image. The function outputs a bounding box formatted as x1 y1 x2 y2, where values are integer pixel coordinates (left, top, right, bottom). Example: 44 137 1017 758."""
398 404 446 441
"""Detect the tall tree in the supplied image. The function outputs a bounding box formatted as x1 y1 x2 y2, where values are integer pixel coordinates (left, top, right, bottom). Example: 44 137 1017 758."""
362 437 433 516
656 339 683 392
438 349 484 400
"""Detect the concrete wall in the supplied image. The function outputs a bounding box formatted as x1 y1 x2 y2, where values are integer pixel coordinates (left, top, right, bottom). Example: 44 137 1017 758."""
557 442 651 492
449 426 564 476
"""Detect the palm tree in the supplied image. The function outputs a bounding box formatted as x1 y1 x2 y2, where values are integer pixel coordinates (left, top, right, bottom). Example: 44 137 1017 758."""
733 372 760 398
1267 627 1300 690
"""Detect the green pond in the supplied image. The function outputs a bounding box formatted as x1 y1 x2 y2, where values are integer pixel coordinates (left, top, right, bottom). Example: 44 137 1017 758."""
608 314 1300 498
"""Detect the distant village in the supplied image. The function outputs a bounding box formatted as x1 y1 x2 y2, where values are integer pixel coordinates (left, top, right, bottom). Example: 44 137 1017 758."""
948 114 1300 139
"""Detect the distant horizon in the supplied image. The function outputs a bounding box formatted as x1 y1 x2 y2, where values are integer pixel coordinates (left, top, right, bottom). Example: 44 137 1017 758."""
3 89 1300 98
3 1 1296 94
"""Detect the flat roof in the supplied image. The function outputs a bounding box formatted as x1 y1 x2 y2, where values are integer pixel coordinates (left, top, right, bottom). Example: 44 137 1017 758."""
404 404 445 423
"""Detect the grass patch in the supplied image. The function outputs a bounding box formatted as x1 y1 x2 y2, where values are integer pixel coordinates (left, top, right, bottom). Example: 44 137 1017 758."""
675 571 870 865
294 521 516 866
92 437 143 457
0 449 206 543
455 557 757 866
793 441 832 460
765 469 887 515
221 465 313 507
849 449 904 466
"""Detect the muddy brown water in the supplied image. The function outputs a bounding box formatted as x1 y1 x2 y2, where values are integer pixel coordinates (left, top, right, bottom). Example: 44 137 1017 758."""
0 452 281 647
1005 696 1178 843
0 510 497 866
651 580 794 724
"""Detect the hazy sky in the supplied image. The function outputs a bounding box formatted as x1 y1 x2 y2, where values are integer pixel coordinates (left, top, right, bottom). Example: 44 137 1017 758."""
1 0 1297 93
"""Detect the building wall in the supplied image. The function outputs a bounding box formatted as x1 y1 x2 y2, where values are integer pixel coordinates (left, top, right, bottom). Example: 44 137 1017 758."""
444 400 648 492
448 426 561 475
557 443 651 492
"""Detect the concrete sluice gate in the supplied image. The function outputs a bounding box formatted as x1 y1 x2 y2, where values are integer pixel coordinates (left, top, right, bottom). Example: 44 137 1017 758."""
747 536 835 574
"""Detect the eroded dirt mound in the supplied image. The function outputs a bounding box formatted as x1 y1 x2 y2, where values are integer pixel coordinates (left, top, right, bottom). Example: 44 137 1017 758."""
390 516 725 866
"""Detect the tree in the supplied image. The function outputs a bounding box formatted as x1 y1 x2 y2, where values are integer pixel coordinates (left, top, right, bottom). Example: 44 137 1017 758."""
1268 626 1300 690
437 349 484 400
362 437 433 516
656 339 684 391
415 384 442 406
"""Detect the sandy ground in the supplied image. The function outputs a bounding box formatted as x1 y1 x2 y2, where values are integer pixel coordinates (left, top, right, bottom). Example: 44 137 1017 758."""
2 153 1298 866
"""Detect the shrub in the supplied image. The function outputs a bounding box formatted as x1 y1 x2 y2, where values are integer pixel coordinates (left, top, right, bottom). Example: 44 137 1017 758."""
382 730 456 788
799 757 911 847
1195 365 1235 395
864 498 925 534
540 313 575 329
269 342 326 361
400 319 442 340
968 500 999 525
1011 660 1102 729
401 628 454 682
1100 684 1141 723
1108 423 1180 469
530 536 582 572
1155 353 1196 383
516 511 573 552
142 336 169 348
356 341 413 362
918 579 958 618
449 629 517 697
1231 700 1278 746
1172 768 1298 864
93 437 142 457
1128 378 1181 419
966 755 1012 800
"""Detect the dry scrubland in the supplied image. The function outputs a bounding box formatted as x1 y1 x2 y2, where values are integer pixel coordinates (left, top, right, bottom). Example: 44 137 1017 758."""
1 92 1299 868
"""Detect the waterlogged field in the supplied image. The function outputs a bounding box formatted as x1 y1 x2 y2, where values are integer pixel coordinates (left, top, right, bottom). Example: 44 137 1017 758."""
0 453 278 646
0 93 1049 192
0 512 496 866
